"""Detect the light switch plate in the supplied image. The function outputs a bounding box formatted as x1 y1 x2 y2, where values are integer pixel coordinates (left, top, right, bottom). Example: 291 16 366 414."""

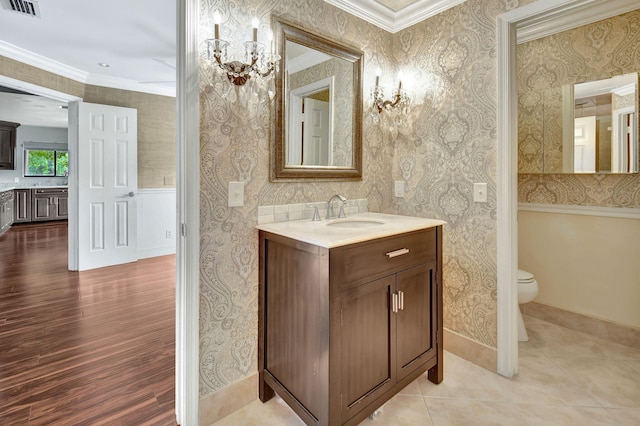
394 181 405 198
473 183 487 203
228 181 244 207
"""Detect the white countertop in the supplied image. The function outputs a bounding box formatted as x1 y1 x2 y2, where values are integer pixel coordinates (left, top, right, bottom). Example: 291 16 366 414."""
256 212 445 248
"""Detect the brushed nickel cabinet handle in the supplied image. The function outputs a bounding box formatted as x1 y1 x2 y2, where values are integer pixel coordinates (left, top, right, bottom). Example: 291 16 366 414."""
386 248 409 258
392 293 398 313
398 291 404 311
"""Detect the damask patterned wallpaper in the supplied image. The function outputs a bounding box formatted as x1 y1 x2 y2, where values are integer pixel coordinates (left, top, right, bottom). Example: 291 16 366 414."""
198 0 531 397
517 9 640 204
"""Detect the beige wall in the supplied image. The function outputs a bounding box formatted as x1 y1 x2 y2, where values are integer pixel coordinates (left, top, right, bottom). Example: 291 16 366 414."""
518 210 640 328
0 56 176 188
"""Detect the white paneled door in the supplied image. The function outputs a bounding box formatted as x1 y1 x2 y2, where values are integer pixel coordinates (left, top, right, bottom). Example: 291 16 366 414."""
68 102 138 271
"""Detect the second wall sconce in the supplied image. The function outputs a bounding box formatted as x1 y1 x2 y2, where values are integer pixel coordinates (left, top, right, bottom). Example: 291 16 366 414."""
371 68 410 117
205 11 280 86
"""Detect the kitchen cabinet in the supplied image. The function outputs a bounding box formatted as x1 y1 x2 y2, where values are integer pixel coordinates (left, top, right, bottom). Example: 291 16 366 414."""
13 189 32 223
0 190 14 235
31 188 68 222
258 224 443 426
0 121 20 170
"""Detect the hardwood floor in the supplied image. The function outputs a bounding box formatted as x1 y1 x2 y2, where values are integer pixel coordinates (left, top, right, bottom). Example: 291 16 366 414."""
0 222 176 425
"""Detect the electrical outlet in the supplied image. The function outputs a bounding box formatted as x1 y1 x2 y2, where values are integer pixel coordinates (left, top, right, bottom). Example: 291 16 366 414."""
473 183 488 203
166 230 172 239
394 181 405 198
228 181 244 207
14 177 19 183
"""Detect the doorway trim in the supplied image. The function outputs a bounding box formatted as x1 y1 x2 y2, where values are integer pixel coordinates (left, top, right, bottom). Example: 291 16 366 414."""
496 0 640 378
175 0 200 424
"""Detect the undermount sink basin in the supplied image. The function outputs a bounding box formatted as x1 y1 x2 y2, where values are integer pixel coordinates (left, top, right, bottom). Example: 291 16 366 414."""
326 218 385 228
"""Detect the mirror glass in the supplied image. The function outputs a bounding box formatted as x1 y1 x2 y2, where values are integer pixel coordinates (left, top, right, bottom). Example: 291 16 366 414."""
271 19 363 181
565 73 638 173
519 70 639 174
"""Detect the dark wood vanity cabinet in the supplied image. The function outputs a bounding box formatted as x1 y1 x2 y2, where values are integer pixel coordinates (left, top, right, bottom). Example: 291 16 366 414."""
259 226 443 426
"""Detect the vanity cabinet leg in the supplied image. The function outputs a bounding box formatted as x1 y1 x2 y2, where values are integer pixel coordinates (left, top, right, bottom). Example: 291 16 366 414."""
428 362 443 384
259 373 275 402
428 225 444 385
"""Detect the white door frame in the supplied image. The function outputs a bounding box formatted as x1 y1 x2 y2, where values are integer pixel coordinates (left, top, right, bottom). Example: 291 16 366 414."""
496 0 640 378
176 0 200 424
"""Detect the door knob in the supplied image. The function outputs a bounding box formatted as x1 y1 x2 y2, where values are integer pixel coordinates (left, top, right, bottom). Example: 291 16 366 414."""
123 191 136 198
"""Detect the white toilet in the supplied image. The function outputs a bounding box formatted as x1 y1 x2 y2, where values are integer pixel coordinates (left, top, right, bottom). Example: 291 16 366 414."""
517 269 539 341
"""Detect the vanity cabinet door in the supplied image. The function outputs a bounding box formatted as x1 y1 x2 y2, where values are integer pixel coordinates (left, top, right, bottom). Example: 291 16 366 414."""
396 262 437 382
340 275 396 424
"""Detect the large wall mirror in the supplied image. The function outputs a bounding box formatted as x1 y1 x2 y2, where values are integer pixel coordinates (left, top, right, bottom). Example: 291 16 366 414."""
563 73 638 173
271 18 363 181
517 8 640 175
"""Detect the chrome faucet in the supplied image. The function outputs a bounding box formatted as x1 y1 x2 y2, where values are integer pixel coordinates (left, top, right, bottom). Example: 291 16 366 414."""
326 194 347 219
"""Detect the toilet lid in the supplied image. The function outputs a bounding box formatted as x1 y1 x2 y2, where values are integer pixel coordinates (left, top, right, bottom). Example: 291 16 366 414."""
517 269 535 283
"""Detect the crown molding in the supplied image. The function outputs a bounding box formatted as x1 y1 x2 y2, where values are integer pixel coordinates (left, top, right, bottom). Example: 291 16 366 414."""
0 41 175 97
393 0 467 32
324 0 467 33
516 0 640 44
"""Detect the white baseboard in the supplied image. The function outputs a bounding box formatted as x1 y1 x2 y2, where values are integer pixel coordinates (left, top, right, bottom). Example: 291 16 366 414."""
138 246 176 259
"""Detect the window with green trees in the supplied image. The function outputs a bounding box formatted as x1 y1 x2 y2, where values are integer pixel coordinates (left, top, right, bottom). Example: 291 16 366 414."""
24 149 69 177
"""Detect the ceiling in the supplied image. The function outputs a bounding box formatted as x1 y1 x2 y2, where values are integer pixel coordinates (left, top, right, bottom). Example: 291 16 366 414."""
0 0 462 128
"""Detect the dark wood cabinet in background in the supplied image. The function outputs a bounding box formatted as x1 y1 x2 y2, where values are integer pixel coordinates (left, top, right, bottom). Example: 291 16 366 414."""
0 121 20 170
31 188 68 222
13 189 31 223
0 190 14 235
259 226 443 426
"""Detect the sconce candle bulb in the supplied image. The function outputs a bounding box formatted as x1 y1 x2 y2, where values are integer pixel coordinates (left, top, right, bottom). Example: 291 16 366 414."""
213 11 221 39
267 29 274 53
205 14 280 86
252 18 259 42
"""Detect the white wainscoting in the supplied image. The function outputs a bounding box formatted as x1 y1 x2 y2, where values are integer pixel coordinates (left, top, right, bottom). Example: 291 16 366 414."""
137 188 176 259
518 203 640 219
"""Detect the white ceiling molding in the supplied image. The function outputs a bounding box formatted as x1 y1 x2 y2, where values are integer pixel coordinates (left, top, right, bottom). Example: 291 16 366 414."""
324 0 468 33
0 40 176 97
516 0 640 44
0 75 81 103
287 49 332 74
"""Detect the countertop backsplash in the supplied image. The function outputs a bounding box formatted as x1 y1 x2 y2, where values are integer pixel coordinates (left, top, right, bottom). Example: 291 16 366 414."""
258 198 368 225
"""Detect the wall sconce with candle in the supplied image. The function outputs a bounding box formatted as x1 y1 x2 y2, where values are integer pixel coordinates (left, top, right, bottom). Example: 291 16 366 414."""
370 68 410 123
205 11 280 86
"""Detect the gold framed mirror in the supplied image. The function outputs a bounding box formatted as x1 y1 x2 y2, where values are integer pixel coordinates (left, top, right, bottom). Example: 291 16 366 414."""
271 18 363 181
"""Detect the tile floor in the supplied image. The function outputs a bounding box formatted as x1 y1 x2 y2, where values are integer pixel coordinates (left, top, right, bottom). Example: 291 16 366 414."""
211 315 640 425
